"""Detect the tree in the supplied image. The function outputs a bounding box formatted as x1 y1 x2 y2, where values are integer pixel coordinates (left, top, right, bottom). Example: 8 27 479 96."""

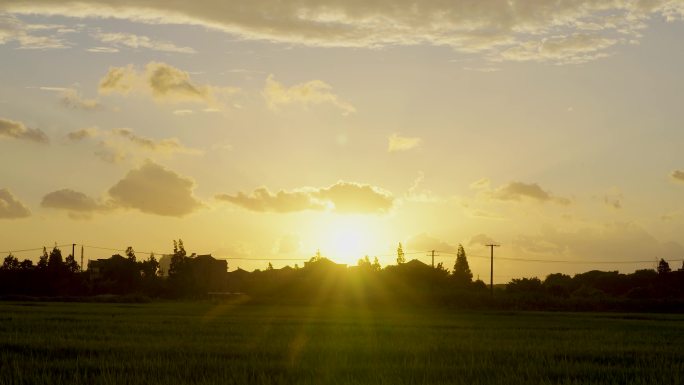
65 254 80 273
125 246 136 262
452 244 472 284
37 247 49 270
267 262 274 270
371 257 381 271
657 258 671 275
358 256 372 269
2 254 19 271
396 242 406 265
48 246 64 270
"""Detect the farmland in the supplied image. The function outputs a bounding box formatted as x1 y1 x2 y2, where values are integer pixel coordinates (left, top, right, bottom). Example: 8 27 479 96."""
1 301 683 385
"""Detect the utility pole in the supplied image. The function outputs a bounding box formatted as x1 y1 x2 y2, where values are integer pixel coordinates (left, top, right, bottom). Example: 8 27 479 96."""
80 245 84 272
485 244 500 295
431 250 436 268
72 243 75 262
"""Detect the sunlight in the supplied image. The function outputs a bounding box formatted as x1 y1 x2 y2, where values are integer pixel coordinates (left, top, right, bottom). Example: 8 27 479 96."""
315 216 380 265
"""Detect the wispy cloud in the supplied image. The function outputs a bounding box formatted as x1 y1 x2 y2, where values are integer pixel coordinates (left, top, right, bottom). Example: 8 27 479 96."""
263 75 355 115
93 31 196 54
388 134 421 152
3 1 681 63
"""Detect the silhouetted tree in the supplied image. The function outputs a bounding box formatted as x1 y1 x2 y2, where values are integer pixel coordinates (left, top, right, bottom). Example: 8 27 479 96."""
125 246 136 262
396 242 406 265
657 259 671 275
2 254 19 270
452 244 472 285
37 247 48 270
19 259 33 270
65 253 80 273
358 256 372 269
267 262 274 270
372 257 381 271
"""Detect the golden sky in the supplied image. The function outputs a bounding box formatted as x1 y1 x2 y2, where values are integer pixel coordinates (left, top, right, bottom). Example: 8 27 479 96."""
1 1 684 281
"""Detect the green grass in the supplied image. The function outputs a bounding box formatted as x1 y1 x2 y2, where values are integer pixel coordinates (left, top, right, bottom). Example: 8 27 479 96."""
1 302 683 384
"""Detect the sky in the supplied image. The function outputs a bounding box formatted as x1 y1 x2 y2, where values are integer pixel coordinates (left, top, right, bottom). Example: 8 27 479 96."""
1 0 684 281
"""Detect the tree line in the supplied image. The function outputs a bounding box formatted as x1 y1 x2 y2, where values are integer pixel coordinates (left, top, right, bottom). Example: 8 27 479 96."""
1 240 683 311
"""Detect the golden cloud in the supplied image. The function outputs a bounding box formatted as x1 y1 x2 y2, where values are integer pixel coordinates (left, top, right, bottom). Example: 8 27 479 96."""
3 1 682 63
263 75 355 115
217 181 394 214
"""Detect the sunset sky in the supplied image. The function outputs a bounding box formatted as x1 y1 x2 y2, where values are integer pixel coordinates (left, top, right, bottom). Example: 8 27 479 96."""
1 1 684 281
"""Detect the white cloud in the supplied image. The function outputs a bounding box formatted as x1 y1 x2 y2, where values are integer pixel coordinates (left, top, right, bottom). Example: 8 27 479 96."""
0 13 68 49
263 75 355 115
388 134 421 152
58 88 102 110
93 31 196 54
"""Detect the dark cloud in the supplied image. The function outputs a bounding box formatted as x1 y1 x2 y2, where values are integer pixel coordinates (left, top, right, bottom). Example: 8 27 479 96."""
490 181 570 205
108 160 203 217
405 233 458 253
0 117 48 143
672 170 684 183
217 181 394 214
0 188 31 219
216 187 324 213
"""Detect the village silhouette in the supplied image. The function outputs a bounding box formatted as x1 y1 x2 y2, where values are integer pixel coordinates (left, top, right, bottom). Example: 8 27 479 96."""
1 239 683 312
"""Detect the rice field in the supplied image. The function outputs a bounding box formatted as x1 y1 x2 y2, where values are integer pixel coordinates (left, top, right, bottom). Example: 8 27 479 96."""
0 301 682 384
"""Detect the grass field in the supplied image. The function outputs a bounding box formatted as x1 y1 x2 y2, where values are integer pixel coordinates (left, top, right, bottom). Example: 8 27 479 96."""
0 301 683 385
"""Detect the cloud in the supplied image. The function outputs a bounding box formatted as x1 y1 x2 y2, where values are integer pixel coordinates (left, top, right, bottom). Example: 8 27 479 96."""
93 31 196 54
513 222 684 263
217 181 394 214
499 34 618 64
489 181 571 205
314 181 393 214
108 160 203 217
98 62 234 106
111 128 201 155
405 233 458 253
0 117 48 143
604 193 623 210
66 127 99 141
0 188 31 219
469 233 496 247
66 126 199 161
671 170 684 183
388 134 421 152
469 178 491 189
40 188 110 219
3 1 681 63
173 109 194 116
263 75 355 115
0 13 68 49
216 187 325 213
58 88 102 110
87 46 119 53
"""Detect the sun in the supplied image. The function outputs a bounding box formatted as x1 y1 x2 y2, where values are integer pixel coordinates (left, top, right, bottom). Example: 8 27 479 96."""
311 215 385 265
